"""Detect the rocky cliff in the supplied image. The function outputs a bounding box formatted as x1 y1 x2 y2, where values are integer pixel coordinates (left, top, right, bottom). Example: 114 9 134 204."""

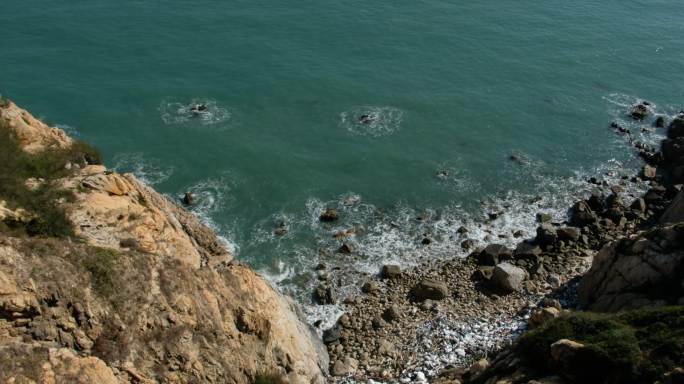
0 99 328 384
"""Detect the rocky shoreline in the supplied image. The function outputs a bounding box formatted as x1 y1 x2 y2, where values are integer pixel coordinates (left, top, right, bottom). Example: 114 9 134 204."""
316 102 684 382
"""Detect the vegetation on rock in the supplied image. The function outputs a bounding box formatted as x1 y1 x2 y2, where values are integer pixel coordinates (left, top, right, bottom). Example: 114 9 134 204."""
517 307 684 383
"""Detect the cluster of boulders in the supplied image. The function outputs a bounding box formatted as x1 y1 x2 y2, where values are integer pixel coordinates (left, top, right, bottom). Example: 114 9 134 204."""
316 102 684 382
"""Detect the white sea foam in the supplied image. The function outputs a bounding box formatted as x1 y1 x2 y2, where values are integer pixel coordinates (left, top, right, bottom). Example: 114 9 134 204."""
112 152 174 186
159 97 231 126
339 106 404 137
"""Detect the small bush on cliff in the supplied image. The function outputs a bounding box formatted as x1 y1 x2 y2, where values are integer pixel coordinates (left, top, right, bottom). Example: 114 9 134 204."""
253 373 286 384
81 247 121 298
0 119 101 237
517 307 684 383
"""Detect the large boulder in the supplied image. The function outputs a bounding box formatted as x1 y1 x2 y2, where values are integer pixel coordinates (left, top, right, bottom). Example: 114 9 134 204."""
668 115 684 139
661 190 684 224
491 262 527 292
536 223 558 246
477 244 512 266
579 224 684 311
570 201 597 227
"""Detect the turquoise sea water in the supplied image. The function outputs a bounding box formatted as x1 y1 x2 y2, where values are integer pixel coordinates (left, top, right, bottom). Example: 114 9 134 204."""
2 1 684 320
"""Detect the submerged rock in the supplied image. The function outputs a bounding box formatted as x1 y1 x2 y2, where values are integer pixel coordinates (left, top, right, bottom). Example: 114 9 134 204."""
630 102 650 120
320 208 339 222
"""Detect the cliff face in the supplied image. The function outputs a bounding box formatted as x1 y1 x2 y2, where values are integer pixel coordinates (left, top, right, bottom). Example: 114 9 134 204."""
0 100 328 384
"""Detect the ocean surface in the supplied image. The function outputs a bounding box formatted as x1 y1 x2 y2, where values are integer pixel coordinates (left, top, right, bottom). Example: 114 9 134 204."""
2 1 683 323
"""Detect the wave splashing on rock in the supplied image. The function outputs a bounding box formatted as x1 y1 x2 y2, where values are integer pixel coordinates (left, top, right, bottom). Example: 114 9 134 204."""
339 106 404 137
159 98 231 126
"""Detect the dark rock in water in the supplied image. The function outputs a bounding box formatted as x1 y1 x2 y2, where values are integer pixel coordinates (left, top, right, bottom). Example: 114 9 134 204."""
536 212 552 223
461 239 475 250
491 262 527 292
655 116 666 128
513 230 524 238
557 226 581 242
274 226 288 236
436 170 450 179
381 265 401 279
536 223 557 246
322 324 342 344
359 114 376 124
320 208 339 222
411 279 449 301
313 284 335 305
338 243 353 254
190 103 208 115
181 192 194 205
477 244 511 266
630 102 650 120
668 116 684 139
421 237 432 245
509 154 524 164
457 226 468 234
361 281 380 294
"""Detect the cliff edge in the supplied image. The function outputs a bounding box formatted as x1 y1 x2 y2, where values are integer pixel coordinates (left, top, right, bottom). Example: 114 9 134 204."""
0 98 328 384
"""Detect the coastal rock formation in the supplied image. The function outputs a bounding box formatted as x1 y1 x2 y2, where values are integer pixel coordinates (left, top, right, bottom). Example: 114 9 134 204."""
578 223 684 312
0 100 327 384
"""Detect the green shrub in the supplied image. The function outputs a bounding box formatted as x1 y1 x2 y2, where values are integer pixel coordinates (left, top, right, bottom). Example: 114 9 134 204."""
0 117 102 237
81 247 121 298
516 307 684 383
253 372 286 384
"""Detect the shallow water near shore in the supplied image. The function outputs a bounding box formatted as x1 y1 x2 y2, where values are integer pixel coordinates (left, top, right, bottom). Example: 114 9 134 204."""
2 1 684 329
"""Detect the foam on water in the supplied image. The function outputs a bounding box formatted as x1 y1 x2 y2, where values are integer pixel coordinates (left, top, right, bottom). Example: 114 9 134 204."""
339 106 404 137
112 152 174 186
159 98 231 126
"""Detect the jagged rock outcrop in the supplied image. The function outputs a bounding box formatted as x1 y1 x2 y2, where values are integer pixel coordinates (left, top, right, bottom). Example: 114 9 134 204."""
0 100 328 384
578 223 684 312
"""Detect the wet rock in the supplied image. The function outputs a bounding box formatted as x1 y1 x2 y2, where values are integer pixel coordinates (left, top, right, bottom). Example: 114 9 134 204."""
491 262 527 292
338 243 353 254
536 212 552 223
274 226 288 236
461 239 475 250
631 198 646 213
557 227 581 242
421 237 432 245
320 208 339 222
181 192 194 205
630 102 650 120
381 264 401 279
361 281 381 295
536 223 557 246
313 284 335 305
515 242 542 260
643 164 657 179
655 116 666 128
411 279 449 301
457 226 468 234
477 244 511 266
